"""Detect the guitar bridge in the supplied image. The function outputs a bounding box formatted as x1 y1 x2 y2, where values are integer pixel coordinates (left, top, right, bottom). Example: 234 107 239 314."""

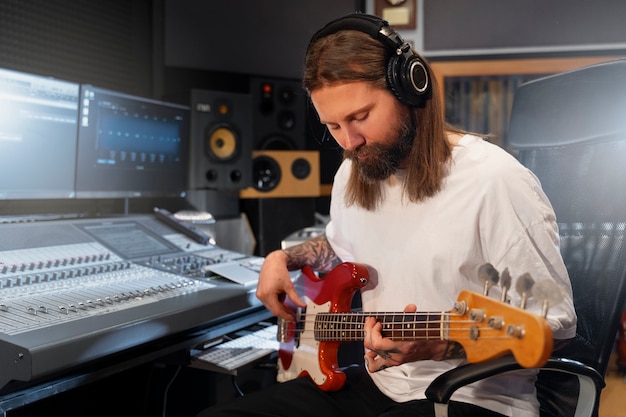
276 306 307 346
277 317 289 343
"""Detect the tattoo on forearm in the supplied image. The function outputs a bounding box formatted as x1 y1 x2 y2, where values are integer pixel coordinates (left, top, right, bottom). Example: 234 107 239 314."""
373 349 400 360
284 234 340 272
442 341 466 360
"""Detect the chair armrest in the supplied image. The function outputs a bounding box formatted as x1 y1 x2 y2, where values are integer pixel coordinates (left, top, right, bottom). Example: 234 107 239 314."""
424 356 523 403
424 357 606 417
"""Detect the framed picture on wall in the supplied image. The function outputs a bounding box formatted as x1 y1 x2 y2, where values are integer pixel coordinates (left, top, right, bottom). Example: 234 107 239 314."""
375 0 416 29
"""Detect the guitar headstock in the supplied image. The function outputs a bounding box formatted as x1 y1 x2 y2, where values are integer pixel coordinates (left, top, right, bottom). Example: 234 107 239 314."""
449 290 553 368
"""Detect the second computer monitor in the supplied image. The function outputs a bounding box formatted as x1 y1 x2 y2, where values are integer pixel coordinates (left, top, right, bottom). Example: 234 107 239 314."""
75 85 190 199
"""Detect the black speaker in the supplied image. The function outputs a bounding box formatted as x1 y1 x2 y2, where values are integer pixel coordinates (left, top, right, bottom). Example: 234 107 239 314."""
250 77 307 150
189 89 253 191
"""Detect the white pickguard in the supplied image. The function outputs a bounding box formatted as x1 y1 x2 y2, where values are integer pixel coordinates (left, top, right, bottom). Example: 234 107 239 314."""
277 297 331 384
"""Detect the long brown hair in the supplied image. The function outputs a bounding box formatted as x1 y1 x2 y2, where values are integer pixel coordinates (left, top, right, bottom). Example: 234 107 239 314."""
303 30 462 210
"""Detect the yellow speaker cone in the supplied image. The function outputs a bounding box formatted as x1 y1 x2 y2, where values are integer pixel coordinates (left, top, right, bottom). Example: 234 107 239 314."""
207 127 238 160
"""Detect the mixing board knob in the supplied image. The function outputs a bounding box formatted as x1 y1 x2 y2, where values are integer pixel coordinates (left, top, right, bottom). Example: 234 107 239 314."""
0 304 9 312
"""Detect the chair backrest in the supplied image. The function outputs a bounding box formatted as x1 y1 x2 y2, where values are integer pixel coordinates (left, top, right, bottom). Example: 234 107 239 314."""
507 58 626 379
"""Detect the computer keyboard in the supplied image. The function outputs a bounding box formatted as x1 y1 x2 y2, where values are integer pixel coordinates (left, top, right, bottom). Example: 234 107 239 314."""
191 324 279 375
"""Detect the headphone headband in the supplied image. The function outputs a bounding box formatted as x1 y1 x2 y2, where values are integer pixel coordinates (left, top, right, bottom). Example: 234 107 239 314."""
307 13 431 107
310 14 402 51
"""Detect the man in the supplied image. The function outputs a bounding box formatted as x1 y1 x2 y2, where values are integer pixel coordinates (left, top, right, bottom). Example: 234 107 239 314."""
199 13 576 417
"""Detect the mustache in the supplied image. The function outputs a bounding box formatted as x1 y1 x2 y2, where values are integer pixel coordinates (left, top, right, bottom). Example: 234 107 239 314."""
343 126 414 162
343 144 370 161
343 110 416 164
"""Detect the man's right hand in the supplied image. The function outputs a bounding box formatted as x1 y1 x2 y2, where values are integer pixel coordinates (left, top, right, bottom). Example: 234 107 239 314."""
255 249 306 321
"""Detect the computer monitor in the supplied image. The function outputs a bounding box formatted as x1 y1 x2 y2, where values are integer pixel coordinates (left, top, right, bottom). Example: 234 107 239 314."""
0 67 80 199
75 85 190 199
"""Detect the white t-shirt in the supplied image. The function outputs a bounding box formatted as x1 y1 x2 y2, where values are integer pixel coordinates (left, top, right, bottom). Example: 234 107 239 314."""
325 134 576 417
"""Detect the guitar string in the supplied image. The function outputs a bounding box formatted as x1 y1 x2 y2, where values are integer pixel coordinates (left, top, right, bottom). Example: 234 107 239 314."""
287 333 516 341
282 313 520 341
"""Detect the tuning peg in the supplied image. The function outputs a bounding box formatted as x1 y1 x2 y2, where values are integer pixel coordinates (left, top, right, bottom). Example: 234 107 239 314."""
531 280 564 317
478 263 499 296
499 267 512 303
515 272 535 309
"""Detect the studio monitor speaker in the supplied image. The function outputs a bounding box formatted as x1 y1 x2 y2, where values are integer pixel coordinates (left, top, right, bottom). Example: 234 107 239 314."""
189 89 253 191
251 77 307 150
240 150 320 199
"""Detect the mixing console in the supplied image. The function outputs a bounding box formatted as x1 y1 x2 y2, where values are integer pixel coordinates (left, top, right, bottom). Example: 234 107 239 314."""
0 214 267 394
0 246 208 335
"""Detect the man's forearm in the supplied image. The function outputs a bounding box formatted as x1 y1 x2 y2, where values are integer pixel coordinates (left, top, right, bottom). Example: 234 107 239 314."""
283 233 341 272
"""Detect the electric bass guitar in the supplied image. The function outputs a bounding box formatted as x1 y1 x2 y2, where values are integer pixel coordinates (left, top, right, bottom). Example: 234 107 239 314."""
276 262 553 392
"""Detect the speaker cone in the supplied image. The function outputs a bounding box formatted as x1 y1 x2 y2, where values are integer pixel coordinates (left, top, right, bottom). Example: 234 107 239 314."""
291 158 311 179
252 155 281 191
205 125 239 161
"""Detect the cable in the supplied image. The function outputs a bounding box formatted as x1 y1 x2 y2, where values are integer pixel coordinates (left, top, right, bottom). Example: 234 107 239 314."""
162 365 182 417
231 374 245 397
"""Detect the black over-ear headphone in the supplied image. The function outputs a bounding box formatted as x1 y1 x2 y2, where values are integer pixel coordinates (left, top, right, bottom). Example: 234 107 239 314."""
308 13 431 107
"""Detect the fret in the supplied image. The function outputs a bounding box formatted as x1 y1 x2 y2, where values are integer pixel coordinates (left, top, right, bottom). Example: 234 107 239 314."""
314 313 363 341
313 312 446 341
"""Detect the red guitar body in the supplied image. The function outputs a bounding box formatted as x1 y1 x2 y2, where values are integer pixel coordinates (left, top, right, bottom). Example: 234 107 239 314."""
276 262 369 392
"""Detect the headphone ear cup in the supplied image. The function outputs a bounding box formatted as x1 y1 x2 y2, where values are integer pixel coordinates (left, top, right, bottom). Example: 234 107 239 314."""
386 53 430 107
386 55 406 105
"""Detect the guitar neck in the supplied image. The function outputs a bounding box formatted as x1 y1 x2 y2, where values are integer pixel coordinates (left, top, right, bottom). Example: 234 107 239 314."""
313 312 447 342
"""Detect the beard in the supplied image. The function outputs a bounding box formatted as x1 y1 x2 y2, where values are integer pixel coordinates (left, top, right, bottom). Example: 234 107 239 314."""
343 116 415 183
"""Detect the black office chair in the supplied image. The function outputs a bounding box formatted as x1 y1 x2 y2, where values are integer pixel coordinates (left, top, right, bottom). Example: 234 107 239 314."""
425 58 626 417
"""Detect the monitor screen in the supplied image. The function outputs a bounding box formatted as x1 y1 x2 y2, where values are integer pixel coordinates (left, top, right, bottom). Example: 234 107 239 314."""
0 67 80 199
75 85 190 198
